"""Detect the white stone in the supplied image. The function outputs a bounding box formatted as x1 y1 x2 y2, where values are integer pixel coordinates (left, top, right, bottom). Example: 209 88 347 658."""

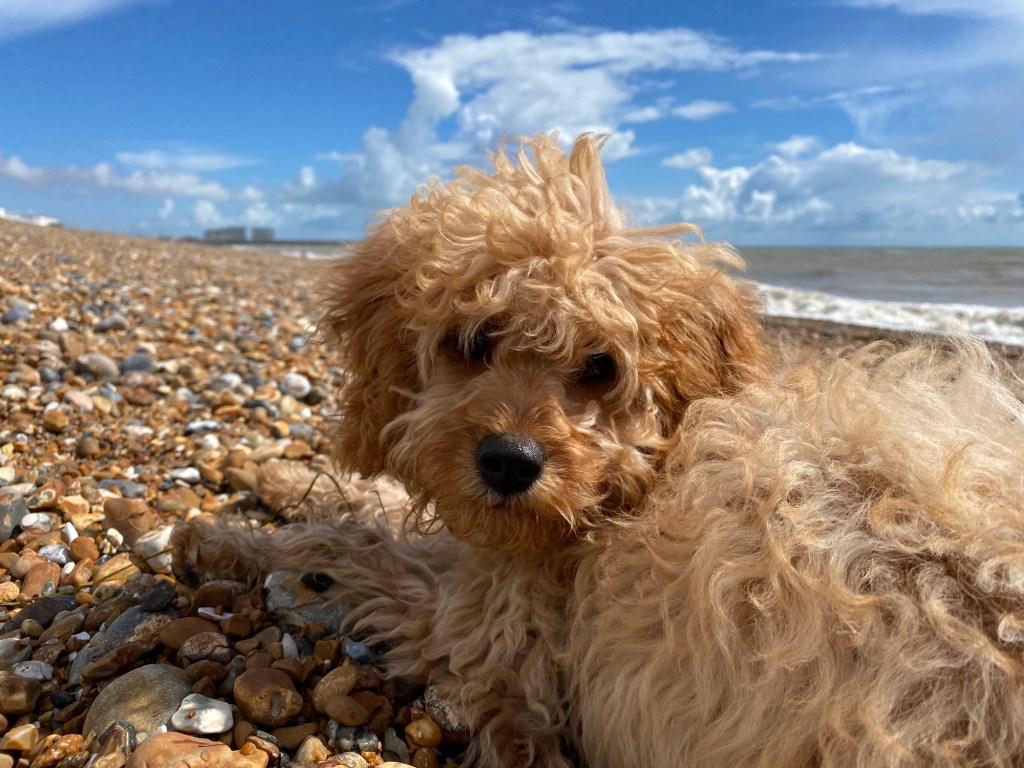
20 512 53 532
38 544 71 566
281 632 299 661
49 317 70 332
11 660 53 681
104 527 125 550
170 693 234 734
196 606 233 621
198 433 221 451
62 521 79 543
134 525 173 574
0 637 32 664
169 467 201 484
280 372 312 399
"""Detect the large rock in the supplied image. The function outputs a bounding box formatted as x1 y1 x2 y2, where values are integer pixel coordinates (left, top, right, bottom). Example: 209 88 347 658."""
82 664 192 739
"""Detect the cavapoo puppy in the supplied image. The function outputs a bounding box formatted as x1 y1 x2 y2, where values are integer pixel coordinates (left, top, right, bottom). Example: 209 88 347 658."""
175 134 1024 767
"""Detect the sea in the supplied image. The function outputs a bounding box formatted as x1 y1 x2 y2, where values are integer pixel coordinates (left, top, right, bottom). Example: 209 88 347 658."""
247 243 1024 349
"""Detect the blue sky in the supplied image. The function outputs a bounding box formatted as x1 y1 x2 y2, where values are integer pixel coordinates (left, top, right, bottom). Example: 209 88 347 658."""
1 0 1022 245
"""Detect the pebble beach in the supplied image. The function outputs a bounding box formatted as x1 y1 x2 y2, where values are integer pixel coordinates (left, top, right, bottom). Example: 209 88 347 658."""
0 218 1020 768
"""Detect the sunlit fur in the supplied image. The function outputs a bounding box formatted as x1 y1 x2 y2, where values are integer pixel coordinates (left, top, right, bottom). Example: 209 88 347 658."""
175 134 1024 767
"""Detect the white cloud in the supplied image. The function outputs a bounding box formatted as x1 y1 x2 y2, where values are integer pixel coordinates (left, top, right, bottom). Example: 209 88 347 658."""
671 100 735 121
115 149 257 173
193 200 223 228
629 139 1017 241
775 136 821 157
240 201 283 227
662 147 714 169
837 0 1024 20
0 149 234 200
0 0 149 41
292 27 820 209
157 198 173 220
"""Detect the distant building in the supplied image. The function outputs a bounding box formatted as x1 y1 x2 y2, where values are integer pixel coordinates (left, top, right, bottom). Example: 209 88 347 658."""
251 227 276 242
203 226 246 242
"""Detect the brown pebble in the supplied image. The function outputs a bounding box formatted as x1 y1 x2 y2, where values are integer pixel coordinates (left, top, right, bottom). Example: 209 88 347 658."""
10 549 44 578
294 735 330 765
27 732 84 768
269 722 319 751
158 617 218 651
28 479 64 509
42 409 69 434
0 674 43 716
243 651 272 670
219 613 253 638
323 694 369 727
124 732 236 768
75 436 102 459
191 676 217 698
234 635 261 655
19 561 61 599
69 536 100 562
102 498 157 546
193 580 246 610
269 658 308 684
0 581 18 601
58 495 91 519
177 631 232 665
411 748 439 768
233 668 303 727
405 717 442 749
91 552 140 588
313 637 338 666
156 487 202 514
233 721 255 750
67 558 95 589
39 612 85 643
80 642 143 682
183 659 228 683
312 665 358 715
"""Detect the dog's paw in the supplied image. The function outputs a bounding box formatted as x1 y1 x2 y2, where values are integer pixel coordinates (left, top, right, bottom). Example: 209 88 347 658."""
170 515 262 586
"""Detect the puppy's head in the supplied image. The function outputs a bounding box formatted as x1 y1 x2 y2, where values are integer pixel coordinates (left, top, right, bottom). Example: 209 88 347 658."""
320 134 767 551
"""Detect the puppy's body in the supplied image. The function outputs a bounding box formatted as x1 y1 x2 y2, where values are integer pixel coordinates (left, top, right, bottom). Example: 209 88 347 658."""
176 135 1024 767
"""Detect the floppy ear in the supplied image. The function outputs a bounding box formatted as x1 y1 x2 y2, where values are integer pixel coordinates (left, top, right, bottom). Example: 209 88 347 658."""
318 223 418 477
652 261 769 420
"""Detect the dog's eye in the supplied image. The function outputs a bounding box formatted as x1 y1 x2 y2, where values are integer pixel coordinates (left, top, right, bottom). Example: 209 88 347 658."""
464 328 492 363
301 572 335 592
578 353 616 386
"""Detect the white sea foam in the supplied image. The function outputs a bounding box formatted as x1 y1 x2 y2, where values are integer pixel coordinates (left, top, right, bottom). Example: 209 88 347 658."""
758 282 1024 347
0 206 60 227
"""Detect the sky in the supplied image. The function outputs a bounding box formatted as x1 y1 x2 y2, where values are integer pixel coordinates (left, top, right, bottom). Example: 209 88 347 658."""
1 0 1022 246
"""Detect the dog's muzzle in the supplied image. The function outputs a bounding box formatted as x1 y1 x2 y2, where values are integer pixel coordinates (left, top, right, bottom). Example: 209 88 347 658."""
475 433 546 496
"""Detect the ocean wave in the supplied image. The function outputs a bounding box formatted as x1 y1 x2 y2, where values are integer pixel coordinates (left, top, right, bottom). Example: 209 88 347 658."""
757 282 1024 347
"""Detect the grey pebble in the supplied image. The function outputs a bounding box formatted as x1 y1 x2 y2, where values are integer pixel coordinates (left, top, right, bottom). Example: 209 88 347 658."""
73 352 121 381
95 312 130 332
184 419 221 435
121 353 155 373
82 664 192 739
2 305 30 324
344 638 378 665
97 478 148 498
0 497 28 540
11 660 54 681
38 544 71 566
139 580 177 612
383 727 410 763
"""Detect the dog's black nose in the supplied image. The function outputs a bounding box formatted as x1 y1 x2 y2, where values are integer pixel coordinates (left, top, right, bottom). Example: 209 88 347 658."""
475 433 546 496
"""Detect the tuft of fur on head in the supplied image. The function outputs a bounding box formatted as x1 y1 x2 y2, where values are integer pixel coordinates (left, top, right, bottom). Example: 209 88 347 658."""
319 133 768 551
